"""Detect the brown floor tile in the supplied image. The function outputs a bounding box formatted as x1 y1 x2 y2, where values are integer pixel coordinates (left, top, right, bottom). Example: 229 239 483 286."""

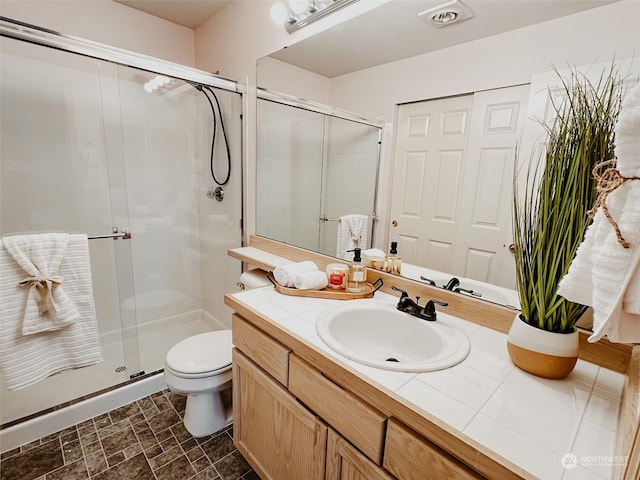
154 454 196 480
0 439 63 480
0 447 20 460
3 390 257 480
192 454 212 472
185 445 205 462
85 450 108 477
107 451 126 467
101 425 139 458
148 445 183 470
61 439 83 464
201 433 235 464
109 402 142 423
193 467 222 480
92 453 154 480
214 450 252 480
152 394 173 412
45 459 88 480
147 408 181 433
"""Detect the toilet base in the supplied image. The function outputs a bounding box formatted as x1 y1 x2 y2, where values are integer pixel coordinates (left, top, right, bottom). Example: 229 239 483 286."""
183 391 232 438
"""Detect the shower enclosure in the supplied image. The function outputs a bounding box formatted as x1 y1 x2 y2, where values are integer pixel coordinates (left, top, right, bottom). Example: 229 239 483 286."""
0 20 243 428
256 93 381 258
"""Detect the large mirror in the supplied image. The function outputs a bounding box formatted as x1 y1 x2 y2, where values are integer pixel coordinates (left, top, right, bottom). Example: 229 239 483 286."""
255 0 636 308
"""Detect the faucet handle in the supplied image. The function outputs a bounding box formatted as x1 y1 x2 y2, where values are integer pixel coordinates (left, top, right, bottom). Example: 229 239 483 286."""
391 285 409 299
421 299 448 321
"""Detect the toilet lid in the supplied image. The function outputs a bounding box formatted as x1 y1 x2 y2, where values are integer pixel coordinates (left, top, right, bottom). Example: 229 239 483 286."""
166 330 232 374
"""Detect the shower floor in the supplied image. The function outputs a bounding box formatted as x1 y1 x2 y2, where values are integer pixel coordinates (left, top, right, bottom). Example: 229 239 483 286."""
1 310 224 426
0 389 259 480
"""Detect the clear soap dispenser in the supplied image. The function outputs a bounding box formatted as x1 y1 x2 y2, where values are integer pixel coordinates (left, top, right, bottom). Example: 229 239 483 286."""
386 242 402 275
346 248 366 293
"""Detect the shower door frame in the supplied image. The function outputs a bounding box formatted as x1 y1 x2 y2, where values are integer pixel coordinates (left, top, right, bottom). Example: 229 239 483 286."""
0 16 245 424
256 88 384 256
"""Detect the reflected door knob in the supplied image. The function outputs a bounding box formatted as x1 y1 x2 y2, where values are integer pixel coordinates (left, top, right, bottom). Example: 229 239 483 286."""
392 220 398 227
508 243 516 254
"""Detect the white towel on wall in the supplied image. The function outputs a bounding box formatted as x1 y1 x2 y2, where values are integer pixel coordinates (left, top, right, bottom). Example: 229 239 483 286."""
2 233 81 335
337 214 369 260
558 82 640 343
0 233 102 391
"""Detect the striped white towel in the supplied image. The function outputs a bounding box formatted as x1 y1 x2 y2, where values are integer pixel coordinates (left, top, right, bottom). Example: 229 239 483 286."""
0 233 102 391
2 233 81 335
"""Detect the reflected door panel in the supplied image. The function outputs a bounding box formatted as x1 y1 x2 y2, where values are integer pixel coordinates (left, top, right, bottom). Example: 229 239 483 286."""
390 95 473 272
390 85 529 289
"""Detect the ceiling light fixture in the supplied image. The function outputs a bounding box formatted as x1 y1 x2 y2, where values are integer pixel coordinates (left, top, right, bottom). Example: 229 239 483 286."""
270 0 359 33
417 0 474 27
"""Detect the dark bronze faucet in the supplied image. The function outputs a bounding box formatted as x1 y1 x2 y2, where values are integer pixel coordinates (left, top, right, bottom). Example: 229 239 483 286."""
443 277 460 291
391 286 448 321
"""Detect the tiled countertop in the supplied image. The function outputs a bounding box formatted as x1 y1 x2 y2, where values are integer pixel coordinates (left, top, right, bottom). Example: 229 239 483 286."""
230 286 625 480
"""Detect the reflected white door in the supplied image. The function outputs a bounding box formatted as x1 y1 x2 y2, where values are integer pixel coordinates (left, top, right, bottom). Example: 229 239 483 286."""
453 85 530 288
390 85 529 288
389 95 473 273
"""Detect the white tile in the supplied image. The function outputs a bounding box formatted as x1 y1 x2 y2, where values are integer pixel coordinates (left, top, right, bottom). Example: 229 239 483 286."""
278 295 328 315
566 360 600 388
253 302 293 322
277 315 318 339
441 314 482 336
396 379 476 431
594 368 626 397
502 367 592 415
479 383 582 454
415 363 501 410
561 464 608 480
464 413 566 480
584 389 622 429
571 419 619 479
464 327 515 381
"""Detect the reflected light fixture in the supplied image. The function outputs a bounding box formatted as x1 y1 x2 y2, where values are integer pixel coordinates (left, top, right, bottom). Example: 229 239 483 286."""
417 0 474 27
270 0 359 33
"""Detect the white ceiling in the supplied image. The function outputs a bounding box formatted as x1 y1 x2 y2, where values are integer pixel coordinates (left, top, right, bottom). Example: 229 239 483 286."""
114 0 232 29
112 0 618 77
269 0 617 77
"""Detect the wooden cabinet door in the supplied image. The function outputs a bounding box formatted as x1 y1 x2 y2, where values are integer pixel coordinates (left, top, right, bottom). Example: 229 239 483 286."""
326 429 394 480
233 348 327 480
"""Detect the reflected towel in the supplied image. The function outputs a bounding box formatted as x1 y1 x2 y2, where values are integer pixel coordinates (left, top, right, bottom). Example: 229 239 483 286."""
293 270 328 291
337 214 369 260
0 234 102 391
558 83 640 343
2 233 81 335
273 261 318 288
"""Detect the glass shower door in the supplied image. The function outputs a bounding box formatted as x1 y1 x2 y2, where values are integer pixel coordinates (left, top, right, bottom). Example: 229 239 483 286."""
0 37 139 424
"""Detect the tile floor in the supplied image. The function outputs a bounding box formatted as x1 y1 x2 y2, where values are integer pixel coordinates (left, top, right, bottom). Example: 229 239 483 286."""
0 389 260 480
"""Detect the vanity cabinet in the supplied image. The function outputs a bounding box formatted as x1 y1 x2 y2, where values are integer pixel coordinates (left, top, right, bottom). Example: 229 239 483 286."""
232 349 328 480
232 313 490 480
326 428 394 480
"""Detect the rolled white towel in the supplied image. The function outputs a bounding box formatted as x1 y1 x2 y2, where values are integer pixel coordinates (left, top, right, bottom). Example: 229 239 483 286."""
273 261 318 287
293 270 328 291
362 248 386 258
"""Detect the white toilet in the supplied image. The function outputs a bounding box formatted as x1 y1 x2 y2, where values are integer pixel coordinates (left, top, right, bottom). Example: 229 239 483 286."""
164 330 233 437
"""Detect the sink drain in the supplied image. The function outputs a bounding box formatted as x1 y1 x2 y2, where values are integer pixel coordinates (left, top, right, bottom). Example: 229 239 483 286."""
385 357 399 363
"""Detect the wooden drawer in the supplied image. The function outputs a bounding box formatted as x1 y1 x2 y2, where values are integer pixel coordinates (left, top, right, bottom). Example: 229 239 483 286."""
384 418 483 480
288 354 386 465
232 314 291 386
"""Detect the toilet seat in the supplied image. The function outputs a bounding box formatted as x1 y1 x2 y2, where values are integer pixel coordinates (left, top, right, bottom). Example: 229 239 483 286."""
165 330 232 377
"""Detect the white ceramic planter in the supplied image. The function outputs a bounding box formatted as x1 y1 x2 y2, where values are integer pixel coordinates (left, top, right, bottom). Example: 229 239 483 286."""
507 314 579 379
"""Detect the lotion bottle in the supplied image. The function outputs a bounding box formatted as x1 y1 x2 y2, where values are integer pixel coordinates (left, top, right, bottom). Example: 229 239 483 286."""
386 242 402 275
346 248 366 293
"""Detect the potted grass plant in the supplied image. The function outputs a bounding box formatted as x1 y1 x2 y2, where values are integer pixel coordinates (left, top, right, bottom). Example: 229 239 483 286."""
507 64 624 379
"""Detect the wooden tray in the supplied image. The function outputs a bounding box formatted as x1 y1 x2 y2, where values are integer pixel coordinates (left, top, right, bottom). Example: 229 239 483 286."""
267 272 382 300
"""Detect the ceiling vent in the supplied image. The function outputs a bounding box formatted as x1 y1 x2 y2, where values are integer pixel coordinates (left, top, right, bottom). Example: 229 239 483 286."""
417 0 474 27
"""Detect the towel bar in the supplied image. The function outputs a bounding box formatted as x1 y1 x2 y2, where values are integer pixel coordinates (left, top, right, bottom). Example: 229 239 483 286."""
320 215 378 222
88 228 131 240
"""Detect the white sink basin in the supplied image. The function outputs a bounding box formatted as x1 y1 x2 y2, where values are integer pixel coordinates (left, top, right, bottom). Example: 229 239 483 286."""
316 299 470 372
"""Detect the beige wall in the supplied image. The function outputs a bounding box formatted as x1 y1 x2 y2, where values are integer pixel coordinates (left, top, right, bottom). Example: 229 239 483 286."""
0 0 195 66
